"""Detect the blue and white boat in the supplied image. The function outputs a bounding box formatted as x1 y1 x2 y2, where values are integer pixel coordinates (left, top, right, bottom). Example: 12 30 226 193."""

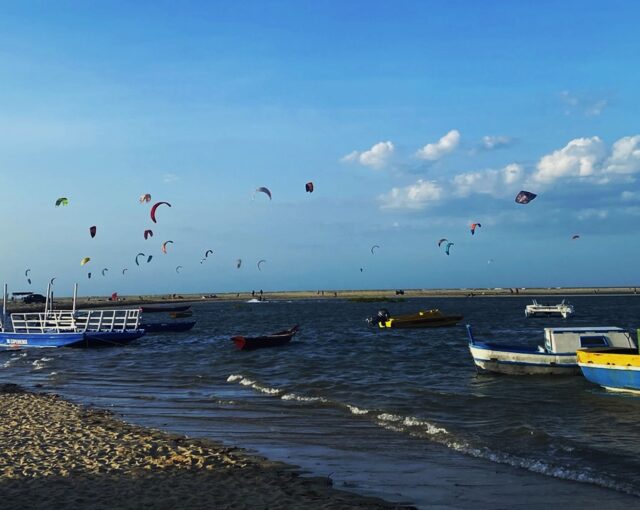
0 284 145 348
467 325 635 375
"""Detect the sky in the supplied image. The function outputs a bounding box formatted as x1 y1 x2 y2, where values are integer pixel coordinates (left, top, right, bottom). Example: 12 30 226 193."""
1 0 640 295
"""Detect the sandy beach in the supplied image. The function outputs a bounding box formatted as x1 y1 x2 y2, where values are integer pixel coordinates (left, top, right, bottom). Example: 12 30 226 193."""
0 384 410 509
7 286 640 314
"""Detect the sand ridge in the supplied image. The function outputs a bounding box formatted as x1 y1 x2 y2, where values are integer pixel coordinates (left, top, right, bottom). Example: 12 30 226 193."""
0 385 412 509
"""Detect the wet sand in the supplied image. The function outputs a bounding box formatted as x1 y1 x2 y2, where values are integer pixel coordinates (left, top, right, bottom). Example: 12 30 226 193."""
0 384 410 509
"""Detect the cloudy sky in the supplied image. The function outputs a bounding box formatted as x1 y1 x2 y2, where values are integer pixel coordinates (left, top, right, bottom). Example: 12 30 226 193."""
1 1 639 295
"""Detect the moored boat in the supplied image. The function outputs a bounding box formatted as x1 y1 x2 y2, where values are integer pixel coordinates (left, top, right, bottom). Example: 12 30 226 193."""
231 325 299 351
577 345 640 394
0 283 145 348
140 304 192 313
467 325 635 375
525 299 574 318
141 321 196 333
367 308 463 329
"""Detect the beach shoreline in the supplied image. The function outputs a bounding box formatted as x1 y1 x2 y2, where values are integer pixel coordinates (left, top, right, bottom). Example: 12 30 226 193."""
0 384 411 509
7 286 639 313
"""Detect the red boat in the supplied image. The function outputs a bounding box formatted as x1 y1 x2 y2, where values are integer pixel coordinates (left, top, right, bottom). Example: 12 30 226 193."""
232 325 299 351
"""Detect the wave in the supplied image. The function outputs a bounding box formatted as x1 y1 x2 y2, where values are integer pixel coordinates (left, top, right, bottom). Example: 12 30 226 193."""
225 372 640 497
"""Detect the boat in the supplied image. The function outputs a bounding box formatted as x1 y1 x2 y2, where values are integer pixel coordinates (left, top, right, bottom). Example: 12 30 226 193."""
525 299 574 318
169 310 193 319
141 321 196 333
140 304 192 313
577 345 640 394
231 325 299 351
367 308 463 329
467 325 635 375
0 284 145 348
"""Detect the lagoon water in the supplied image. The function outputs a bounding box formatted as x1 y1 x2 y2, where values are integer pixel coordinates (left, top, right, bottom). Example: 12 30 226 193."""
4 295 640 508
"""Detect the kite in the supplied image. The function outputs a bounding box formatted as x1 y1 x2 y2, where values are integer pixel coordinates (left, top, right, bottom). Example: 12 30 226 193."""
205 249 213 258
55 197 68 207
144 229 153 240
470 223 481 235
101 268 108 276
254 187 272 200
437 238 449 247
572 234 580 240
162 240 174 254
445 242 454 256
515 190 537 204
257 259 266 271
50 277 56 285
25 269 31 285
147 255 153 263
150 201 171 223
139 194 151 203
87 272 92 279
175 265 183 274
236 259 242 269
360 267 364 272
122 268 128 275
305 182 314 193
80 257 91 266
89 226 97 238
135 253 145 266
371 244 380 255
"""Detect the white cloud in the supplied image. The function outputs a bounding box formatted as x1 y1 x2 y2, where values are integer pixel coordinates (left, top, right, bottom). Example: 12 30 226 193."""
341 141 394 169
379 179 443 209
604 135 640 174
621 191 640 201
481 135 513 150
453 164 524 197
575 208 609 221
163 173 180 183
560 90 608 117
533 137 606 184
416 130 460 160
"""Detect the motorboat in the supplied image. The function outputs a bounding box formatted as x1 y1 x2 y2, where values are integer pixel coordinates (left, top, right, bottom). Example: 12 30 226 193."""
367 308 463 329
467 325 635 375
525 299 574 318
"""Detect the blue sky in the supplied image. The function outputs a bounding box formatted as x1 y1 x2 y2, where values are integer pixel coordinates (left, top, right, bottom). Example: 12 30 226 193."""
1 1 639 295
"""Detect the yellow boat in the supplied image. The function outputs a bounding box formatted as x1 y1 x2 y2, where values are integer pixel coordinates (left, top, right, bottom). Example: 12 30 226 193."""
368 308 463 329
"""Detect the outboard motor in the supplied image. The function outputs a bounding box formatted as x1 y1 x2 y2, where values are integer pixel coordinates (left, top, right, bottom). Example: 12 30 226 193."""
366 308 391 325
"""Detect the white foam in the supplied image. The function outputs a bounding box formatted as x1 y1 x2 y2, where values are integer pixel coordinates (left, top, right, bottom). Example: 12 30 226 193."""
281 393 328 403
346 405 369 415
226 374 244 382
377 413 403 422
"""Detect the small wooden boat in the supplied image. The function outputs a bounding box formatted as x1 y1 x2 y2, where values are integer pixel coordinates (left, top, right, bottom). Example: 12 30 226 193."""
232 325 299 351
141 321 196 333
577 347 640 394
367 308 463 329
169 310 193 319
140 305 192 313
468 325 636 375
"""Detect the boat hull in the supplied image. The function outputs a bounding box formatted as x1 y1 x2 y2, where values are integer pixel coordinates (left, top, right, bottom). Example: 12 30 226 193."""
0 330 144 348
469 342 579 375
141 321 196 333
577 348 640 394
379 311 463 329
232 326 298 351
140 305 192 313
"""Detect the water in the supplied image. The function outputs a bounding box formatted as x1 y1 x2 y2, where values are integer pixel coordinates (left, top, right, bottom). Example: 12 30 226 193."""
3 295 640 508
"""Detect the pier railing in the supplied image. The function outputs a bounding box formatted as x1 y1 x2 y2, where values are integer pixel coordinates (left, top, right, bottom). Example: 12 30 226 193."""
11 309 141 334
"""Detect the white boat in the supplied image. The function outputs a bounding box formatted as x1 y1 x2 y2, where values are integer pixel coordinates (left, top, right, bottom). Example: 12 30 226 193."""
467 325 635 375
525 299 574 318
